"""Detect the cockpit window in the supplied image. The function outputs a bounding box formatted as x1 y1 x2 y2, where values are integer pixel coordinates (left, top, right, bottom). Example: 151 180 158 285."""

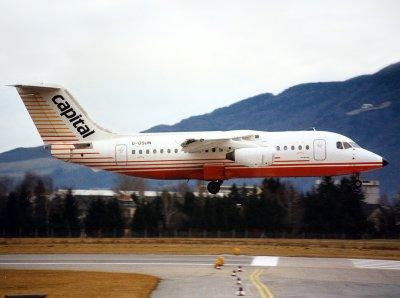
349 142 360 148
336 142 343 149
343 142 352 149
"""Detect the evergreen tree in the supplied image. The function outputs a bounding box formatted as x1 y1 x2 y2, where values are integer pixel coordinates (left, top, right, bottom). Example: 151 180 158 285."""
202 196 217 230
48 194 66 236
181 191 203 229
85 198 106 237
131 201 148 232
63 190 80 236
229 184 242 205
33 179 48 236
5 191 18 236
16 174 34 236
103 198 124 237
336 177 367 235
131 196 164 233
243 186 262 229
260 178 288 233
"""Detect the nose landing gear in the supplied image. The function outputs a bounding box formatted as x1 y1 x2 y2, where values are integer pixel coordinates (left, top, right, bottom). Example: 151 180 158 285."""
354 179 363 189
353 173 363 189
207 180 224 194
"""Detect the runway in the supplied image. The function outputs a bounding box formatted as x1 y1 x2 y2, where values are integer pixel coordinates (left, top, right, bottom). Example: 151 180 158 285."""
1 254 400 297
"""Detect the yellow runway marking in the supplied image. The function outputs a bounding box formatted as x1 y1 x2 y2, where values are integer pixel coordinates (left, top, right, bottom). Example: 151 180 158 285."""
250 269 274 298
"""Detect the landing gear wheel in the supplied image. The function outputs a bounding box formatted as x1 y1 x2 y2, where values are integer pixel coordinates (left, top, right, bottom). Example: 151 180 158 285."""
207 180 223 194
354 179 362 189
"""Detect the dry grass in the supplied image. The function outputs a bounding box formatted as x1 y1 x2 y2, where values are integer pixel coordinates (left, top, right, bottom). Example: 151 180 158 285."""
1 238 400 260
0 269 159 298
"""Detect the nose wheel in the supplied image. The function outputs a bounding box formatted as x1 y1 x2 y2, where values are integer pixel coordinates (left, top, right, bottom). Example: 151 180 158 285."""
207 180 223 194
353 173 363 189
354 179 363 189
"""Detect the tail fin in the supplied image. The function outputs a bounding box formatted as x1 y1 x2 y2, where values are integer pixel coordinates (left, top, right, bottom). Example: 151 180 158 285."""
13 84 112 145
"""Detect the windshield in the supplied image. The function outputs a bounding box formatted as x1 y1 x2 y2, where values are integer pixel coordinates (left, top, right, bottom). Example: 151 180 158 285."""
349 142 360 148
337 141 361 149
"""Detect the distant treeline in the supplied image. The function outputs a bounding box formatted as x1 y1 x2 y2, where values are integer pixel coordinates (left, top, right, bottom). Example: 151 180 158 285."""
0 173 399 238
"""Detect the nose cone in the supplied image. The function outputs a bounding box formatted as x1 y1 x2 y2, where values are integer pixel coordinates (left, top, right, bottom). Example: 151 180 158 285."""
382 158 389 167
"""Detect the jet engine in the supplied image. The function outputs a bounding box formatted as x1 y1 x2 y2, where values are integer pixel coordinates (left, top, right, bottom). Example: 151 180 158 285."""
226 147 275 167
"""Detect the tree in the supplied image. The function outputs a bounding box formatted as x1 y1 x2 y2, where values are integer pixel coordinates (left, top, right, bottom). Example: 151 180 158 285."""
0 177 14 236
63 190 80 236
243 186 262 230
48 194 66 236
85 198 106 237
300 176 369 237
104 199 125 237
15 173 35 236
259 178 288 233
131 196 163 234
4 192 18 236
33 179 48 236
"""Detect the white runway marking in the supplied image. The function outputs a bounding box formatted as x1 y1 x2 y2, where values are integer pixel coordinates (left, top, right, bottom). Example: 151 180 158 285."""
251 256 279 267
351 259 400 270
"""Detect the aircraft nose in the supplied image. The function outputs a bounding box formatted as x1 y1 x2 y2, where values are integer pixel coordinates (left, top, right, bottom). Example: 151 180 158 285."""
382 158 389 167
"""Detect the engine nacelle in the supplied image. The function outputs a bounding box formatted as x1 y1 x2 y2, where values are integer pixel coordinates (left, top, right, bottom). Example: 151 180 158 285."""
226 147 275 167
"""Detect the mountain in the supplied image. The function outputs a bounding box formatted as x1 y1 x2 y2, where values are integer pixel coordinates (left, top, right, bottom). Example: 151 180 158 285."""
0 62 399 195
0 146 119 189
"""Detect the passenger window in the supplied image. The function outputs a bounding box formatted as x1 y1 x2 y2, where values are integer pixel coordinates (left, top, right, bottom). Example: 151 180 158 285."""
291 146 295 150
276 146 280 151
255 135 259 139
132 150 135 154
298 145 302 150
212 148 216 152
146 149 150 154
167 149 171 153
205 149 209 153
153 149 157 154
139 150 143 154
336 142 343 149
174 149 178 153
219 148 223 152
160 149 164 154
284 146 287 150
343 142 352 149
306 145 310 150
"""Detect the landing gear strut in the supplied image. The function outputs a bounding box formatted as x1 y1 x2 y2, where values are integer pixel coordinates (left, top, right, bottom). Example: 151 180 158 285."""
207 180 223 194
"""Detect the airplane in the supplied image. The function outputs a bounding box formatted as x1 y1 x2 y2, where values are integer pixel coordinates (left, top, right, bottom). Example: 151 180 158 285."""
13 84 388 194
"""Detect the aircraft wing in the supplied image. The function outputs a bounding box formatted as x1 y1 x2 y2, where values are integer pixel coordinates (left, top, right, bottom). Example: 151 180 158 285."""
180 131 260 153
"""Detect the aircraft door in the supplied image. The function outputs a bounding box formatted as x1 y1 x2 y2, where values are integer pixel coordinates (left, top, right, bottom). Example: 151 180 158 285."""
115 144 128 166
313 139 326 161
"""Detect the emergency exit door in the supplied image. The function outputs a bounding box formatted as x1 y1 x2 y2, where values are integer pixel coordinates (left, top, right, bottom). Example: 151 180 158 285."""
115 144 127 165
313 139 326 161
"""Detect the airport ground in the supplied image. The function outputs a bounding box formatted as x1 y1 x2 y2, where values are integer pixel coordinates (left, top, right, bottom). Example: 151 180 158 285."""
0 269 159 297
1 238 400 260
1 238 400 297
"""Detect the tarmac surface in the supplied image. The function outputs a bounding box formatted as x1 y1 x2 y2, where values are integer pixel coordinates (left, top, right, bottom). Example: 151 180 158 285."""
1 254 400 297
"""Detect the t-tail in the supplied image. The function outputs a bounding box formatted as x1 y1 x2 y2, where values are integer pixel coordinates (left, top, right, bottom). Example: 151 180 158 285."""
13 84 113 145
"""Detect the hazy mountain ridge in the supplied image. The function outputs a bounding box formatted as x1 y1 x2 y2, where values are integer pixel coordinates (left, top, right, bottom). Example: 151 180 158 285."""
1 62 399 195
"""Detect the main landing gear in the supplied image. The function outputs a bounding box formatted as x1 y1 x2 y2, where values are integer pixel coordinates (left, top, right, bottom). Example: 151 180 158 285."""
207 180 224 194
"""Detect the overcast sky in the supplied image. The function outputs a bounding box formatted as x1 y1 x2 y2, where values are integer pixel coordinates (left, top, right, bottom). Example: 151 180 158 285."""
0 0 399 152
